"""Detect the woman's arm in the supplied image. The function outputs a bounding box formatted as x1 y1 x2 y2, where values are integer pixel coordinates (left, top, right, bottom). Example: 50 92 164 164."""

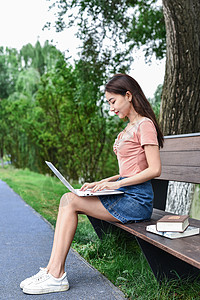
88 145 161 192
100 174 121 182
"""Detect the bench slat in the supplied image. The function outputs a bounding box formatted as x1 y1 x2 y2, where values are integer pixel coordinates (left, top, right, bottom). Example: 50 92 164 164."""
158 166 200 183
160 151 200 167
162 135 200 151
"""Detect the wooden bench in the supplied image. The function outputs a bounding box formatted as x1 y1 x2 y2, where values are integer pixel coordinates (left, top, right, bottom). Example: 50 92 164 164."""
88 133 200 282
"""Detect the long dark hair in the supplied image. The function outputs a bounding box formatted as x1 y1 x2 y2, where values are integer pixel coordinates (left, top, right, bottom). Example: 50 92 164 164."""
105 73 164 148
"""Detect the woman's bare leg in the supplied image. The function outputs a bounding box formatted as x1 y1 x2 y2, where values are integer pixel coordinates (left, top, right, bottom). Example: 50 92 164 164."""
46 192 119 278
46 193 77 273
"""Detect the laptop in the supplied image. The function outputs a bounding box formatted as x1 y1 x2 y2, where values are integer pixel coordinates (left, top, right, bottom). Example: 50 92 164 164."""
45 161 124 197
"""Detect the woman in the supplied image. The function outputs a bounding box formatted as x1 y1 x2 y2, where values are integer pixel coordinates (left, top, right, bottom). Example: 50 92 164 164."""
21 74 163 294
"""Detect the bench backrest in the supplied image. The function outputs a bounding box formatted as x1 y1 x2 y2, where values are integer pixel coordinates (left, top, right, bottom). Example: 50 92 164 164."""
152 133 200 210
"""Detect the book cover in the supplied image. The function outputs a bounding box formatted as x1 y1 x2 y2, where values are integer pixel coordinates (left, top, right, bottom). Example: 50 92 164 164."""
156 215 189 232
146 225 200 239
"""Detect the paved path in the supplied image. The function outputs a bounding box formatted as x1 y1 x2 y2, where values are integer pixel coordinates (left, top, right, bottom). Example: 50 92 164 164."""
0 180 125 300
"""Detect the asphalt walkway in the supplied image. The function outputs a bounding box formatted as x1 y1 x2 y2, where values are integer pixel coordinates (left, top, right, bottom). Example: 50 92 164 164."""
0 180 125 300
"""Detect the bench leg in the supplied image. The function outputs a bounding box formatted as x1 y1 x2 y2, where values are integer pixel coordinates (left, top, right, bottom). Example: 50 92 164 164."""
136 237 200 282
87 216 116 239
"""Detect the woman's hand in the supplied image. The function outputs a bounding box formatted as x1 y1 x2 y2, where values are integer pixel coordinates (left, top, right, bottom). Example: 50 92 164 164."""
91 181 120 192
80 180 120 192
80 182 98 191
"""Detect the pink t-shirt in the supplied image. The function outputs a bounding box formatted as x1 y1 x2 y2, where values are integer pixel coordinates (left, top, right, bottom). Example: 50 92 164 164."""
113 118 158 177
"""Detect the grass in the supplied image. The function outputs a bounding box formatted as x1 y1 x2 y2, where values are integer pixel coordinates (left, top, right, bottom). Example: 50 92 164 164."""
0 165 200 299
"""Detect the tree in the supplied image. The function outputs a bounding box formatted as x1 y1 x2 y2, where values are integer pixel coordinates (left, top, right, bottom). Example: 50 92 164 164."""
0 47 20 165
46 0 166 60
15 67 40 96
3 95 35 169
19 43 35 68
1 42 67 171
19 41 62 75
2 64 41 170
0 48 10 99
160 0 200 135
0 47 19 99
34 55 121 181
0 99 8 166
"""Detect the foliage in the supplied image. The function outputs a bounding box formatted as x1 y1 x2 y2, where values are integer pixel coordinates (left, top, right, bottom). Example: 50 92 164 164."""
0 43 64 171
19 41 60 75
3 95 36 169
149 84 162 119
127 0 166 59
46 0 166 61
0 98 8 160
0 42 123 180
33 55 122 180
0 47 19 99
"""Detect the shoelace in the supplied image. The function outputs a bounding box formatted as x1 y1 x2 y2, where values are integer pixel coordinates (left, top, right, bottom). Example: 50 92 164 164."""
26 268 47 283
36 272 49 283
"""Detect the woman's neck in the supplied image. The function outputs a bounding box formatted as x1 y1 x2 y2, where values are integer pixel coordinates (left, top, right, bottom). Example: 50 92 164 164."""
128 112 143 125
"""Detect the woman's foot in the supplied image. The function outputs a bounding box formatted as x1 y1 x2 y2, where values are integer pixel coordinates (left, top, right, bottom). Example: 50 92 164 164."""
20 267 47 289
22 271 69 294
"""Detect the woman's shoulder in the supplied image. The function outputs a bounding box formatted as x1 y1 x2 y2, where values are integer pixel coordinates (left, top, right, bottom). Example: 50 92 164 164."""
138 117 154 126
137 117 158 145
137 117 156 131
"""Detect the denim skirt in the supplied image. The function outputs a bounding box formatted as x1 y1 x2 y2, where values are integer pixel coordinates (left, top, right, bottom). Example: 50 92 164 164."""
99 178 153 224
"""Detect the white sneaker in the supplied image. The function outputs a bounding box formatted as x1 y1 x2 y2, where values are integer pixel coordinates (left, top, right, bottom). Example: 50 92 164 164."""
23 271 69 294
20 267 47 289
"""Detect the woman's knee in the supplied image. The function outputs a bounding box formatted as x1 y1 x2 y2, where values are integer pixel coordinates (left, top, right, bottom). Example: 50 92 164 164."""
59 192 78 209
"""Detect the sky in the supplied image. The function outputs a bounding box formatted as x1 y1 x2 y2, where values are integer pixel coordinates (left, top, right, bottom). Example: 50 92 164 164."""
0 0 165 98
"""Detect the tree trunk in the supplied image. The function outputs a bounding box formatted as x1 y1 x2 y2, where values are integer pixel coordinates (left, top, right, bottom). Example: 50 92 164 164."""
1 157 4 168
160 0 200 135
161 0 200 215
165 181 195 215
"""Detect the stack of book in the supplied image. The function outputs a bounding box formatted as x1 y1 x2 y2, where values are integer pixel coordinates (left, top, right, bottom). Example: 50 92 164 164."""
146 215 200 239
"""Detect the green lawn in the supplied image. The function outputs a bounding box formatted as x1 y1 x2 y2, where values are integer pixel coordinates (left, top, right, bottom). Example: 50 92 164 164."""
0 165 199 299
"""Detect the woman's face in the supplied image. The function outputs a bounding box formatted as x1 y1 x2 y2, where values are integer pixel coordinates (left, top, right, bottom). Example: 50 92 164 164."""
105 91 133 119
